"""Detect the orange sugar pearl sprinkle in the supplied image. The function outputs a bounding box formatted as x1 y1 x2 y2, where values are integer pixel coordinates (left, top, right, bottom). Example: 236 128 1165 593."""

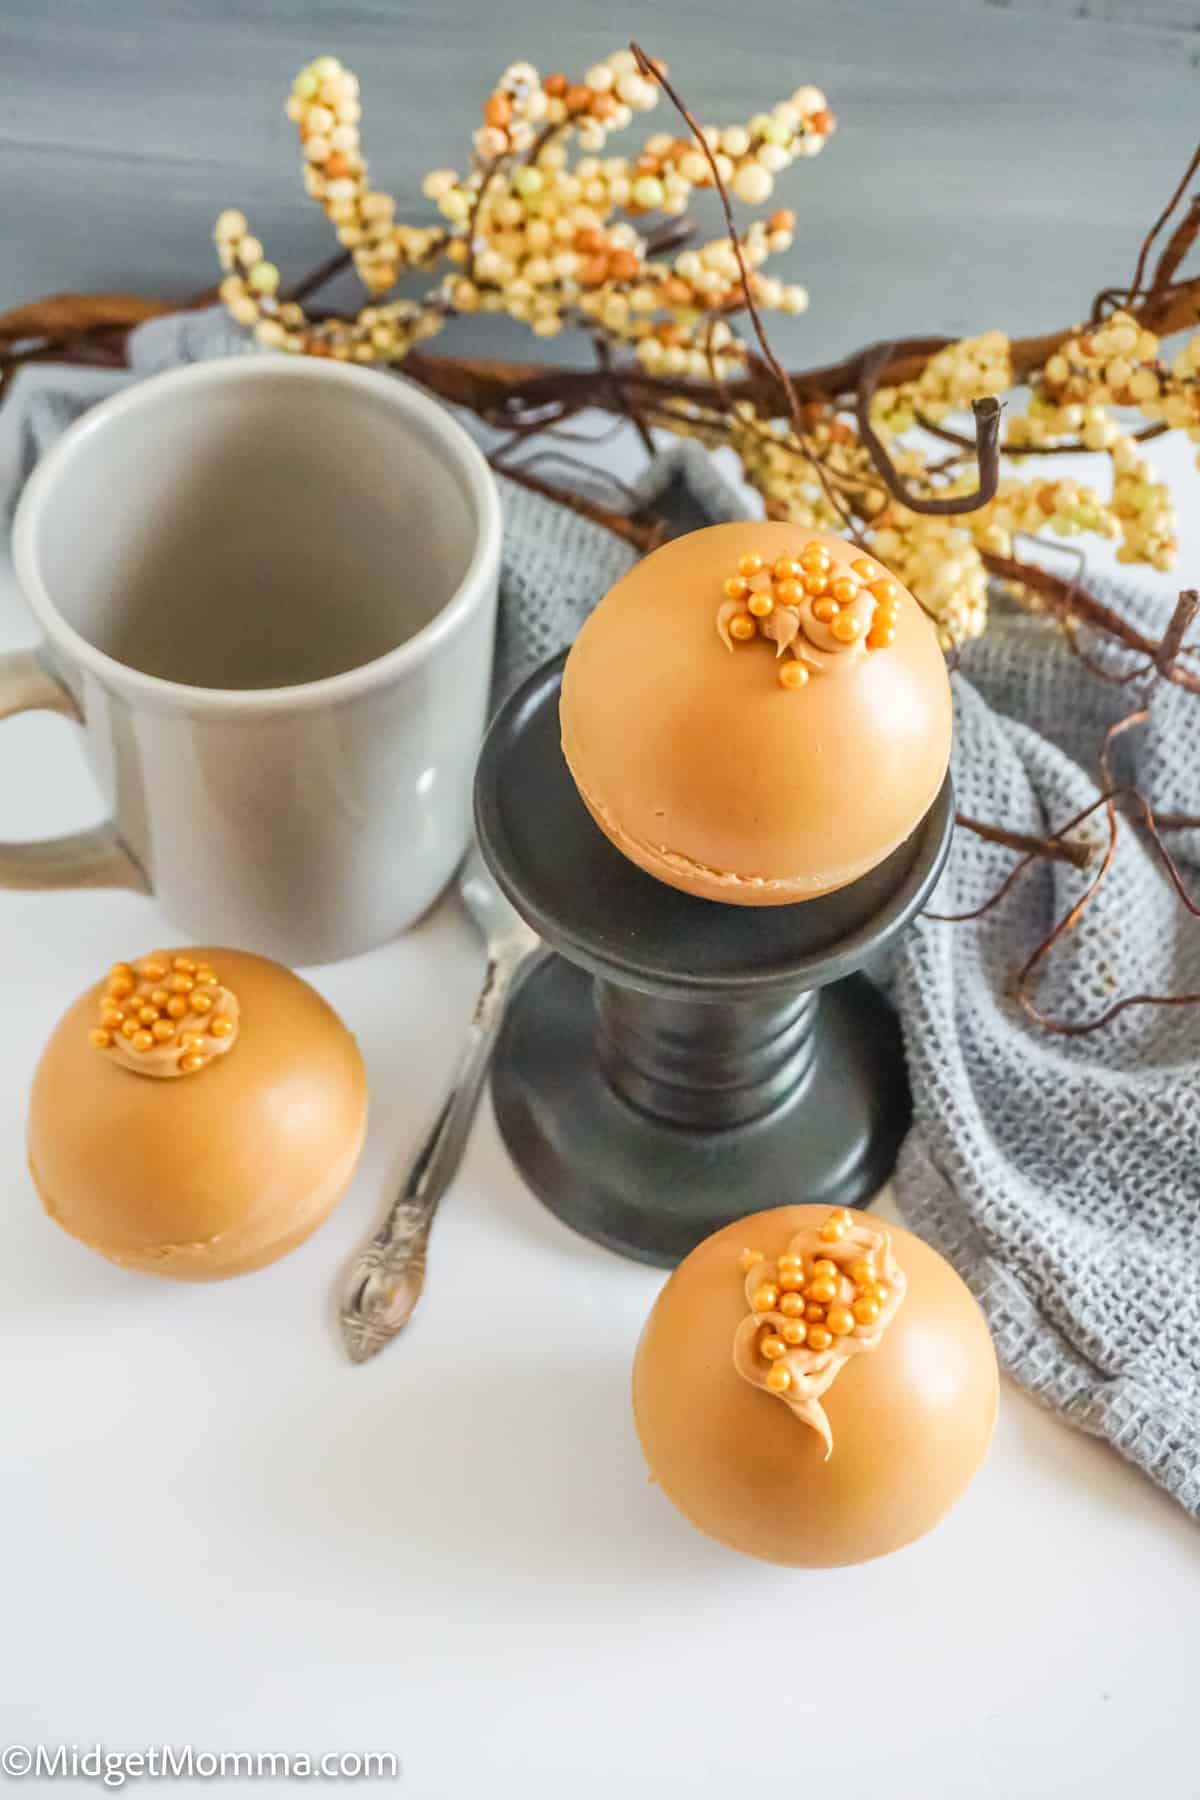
747 592 774 618
172 957 197 973
179 1053 206 1074
723 574 750 601
867 626 896 652
737 552 765 577
853 1296 881 1327
752 1283 780 1313
811 597 838 623
781 1321 807 1346
131 1031 154 1053
171 974 195 994
779 1292 806 1317
800 542 831 572
120 1020 139 1039
774 578 804 607
830 576 860 606
191 991 214 1014
819 1209 852 1243
738 1248 765 1271
210 1017 235 1039
849 1259 876 1285
869 577 898 605
812 1259 838 1277
827 1304 855 1337
778 1267 805 1292
802 570 829 597
805 1302 827 1323
832 613 864 645
765 1366 792 1394
151 1020 175 1043
806 1325 833 1352
89 1029 113 1051
778 662 809 690
778 1253 802 1274
809 1275 839 1304
852 558 878 581
772 557 803 582
760 1334 788 1361
141 960 167 982
729 612 757 643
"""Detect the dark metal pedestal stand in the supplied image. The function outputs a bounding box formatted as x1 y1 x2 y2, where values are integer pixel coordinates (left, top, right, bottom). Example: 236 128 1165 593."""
475 653 954 1268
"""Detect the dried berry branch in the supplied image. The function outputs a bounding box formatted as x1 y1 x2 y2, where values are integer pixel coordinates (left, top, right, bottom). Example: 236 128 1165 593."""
4 45 1200 1034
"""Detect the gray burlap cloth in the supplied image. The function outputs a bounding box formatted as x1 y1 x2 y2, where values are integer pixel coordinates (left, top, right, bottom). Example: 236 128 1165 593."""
8 309 1199 1515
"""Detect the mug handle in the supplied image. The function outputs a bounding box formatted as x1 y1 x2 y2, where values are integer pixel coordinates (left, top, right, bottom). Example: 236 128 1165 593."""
0 650 148 892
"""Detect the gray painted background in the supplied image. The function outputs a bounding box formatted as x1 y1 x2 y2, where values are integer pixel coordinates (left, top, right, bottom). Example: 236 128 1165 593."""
3 1 1197 366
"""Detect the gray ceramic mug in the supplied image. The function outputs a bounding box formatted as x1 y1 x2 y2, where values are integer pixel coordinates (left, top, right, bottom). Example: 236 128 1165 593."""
6 356 501 964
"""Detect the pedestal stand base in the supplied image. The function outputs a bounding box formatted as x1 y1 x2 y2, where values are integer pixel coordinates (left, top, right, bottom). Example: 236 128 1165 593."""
491 956 910 1267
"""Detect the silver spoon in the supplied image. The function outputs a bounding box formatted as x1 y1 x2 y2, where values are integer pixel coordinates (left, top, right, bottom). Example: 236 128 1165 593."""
338 844 543 1364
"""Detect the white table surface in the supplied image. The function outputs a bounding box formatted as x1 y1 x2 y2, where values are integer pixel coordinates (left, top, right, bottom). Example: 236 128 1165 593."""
1 367 1198 1800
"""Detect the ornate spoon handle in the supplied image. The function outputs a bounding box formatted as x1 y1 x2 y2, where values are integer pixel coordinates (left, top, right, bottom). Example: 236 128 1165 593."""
339 940 541 1363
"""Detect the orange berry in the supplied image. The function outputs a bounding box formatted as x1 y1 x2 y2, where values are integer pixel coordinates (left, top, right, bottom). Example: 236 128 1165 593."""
543 72 568 97
809 109 835 135
767 208 795 233
565 85 593 115
483 93 511 129
608 249 640 282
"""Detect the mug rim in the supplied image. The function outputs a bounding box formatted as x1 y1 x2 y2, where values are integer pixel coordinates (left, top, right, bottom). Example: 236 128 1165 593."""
12 354 502 716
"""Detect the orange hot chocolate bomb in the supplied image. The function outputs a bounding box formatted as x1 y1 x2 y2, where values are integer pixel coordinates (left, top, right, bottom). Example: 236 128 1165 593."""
28 948 368 1280
560 521 952 904
633 1206 997 1567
